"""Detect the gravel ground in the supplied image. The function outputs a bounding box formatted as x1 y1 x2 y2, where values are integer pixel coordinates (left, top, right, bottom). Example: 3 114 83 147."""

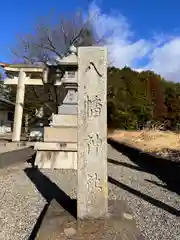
108 144 180 240
0 163 46 240
0 162 77 240
0 145 180 239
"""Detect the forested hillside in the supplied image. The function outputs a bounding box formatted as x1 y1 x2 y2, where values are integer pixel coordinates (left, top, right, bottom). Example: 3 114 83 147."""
107 67 180 131
2 66 180 131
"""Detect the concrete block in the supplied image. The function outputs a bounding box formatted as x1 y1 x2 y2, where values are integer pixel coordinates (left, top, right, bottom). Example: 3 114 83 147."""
44 127 77 142
52 114 77 127
58 104 77 115
34 142 77 151
34 150 77 169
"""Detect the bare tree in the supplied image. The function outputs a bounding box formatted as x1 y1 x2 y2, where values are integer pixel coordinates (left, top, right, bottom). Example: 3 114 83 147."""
10 10 99 118
11 10 97 65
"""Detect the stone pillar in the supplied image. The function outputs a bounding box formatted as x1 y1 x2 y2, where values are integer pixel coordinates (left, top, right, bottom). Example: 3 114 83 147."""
12 70 25 142
77 47 108 219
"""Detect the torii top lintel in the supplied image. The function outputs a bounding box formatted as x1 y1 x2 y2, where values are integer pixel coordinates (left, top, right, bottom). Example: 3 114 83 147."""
0 62 47 85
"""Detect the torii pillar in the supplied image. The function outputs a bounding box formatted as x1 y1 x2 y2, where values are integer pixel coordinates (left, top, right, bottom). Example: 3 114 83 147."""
0 63 46 142
12 70 25 142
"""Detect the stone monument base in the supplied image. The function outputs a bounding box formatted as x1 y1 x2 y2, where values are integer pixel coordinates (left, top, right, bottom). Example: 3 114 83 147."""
52 114 77 127
44 127 77 142
34 142 77 169
34 199 143 240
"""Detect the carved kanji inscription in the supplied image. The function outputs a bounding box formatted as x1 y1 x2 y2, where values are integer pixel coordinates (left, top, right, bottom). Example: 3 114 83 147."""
86 133 102 155
87 173 102 191
84 95 102 118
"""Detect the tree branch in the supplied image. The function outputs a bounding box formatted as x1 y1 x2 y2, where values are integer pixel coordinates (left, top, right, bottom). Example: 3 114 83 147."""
37 23 63 59
60 19 69 48
70 28 84 46
37 43 62 58
32 86 53 112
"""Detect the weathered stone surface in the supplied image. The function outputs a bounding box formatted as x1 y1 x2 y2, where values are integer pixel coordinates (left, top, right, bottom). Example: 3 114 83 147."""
58 80 78 115
62 89 78 104
34 142 77 151
52 114 77 127
34 151 77 169
12 70 26 142
77 47 108 219
44 127 77 143
61 71 78 84
58 104 77 115
35 200 143 240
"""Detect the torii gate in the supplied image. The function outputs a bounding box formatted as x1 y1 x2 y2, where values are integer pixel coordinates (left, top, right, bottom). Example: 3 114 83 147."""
0 63 47 141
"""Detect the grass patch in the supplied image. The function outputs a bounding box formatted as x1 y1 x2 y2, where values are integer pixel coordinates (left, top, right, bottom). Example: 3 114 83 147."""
108 130 180 160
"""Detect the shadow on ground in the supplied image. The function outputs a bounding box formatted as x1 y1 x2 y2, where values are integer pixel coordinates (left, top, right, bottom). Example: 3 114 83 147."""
108 158 146 172
108 138 180 195
108 138 180 217
24 167 77 240
108 176 180 216
0 147 35 169
25 140 180 239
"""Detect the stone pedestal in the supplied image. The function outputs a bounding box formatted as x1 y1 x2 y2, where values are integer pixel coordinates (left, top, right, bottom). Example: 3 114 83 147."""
51 114 77 127
34 111 77 168
34 140 77 169
35 150 77 169
34 53 78 169
44 127 77 142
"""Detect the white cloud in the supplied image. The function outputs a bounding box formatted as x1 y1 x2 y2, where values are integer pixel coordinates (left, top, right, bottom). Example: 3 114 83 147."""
147 38 180 81
88 2 180 82
89 2 151 68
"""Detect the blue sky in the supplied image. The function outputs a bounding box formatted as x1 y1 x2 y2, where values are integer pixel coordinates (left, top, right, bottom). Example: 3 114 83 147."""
1 0 180 81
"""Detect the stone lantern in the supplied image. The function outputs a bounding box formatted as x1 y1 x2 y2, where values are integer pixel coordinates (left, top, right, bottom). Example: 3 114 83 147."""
56 46 78 115
50 46 78 127
34 46 78 169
